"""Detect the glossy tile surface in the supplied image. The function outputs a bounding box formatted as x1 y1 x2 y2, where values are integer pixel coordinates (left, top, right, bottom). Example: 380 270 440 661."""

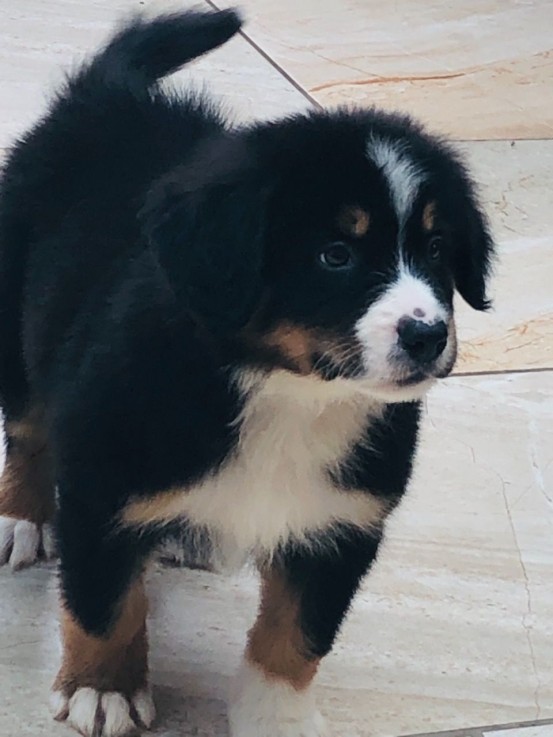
0 0 307 148
453 140 553 373
404 719 553 737
217 0 553 140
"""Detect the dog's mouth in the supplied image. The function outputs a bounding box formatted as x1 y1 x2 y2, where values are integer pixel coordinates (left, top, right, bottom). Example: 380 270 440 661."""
395 370 428 387
395 360 456 388
311 352 456 392
395 362 455 386
353 354 458 403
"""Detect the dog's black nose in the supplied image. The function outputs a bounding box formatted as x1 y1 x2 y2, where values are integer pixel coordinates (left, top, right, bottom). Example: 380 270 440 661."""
397 317 448 364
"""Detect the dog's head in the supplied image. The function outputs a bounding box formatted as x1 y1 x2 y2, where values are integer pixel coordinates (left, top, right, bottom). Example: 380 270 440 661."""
144 109 494 403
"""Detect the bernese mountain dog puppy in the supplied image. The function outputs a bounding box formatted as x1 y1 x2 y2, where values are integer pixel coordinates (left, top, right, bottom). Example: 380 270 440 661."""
0 8 494 737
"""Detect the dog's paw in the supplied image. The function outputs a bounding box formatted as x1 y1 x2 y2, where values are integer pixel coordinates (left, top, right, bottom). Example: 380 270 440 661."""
228 661 329 737
50 687 155 737
0 516 56 570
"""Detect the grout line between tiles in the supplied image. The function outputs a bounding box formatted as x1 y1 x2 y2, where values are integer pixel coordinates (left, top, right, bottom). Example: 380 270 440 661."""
401 716 553 737
449 137 553 144
204 0 321 110
201 3 553 140
451 366 553 379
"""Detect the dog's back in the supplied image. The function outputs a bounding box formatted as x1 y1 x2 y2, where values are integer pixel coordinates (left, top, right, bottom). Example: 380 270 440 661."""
0 9 241 416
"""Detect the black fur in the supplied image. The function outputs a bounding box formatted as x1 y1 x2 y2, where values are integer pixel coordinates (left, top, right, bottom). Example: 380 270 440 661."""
279 528 383 659
0 8 494 725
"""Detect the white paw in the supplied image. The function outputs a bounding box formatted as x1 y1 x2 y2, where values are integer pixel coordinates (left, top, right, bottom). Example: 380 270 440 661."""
0 516 56 570
132 689 156 729
228 660 329 737
50 687 155 737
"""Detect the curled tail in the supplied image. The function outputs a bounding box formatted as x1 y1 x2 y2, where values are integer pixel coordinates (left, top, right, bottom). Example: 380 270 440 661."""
71 8 242 96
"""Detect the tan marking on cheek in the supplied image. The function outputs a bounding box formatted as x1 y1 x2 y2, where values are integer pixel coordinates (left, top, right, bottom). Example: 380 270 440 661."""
246 568 319 691
337 206 370 238
422 201 437 231
263 323 314 375
54 579 149 698
309 334 365 381
0 407 55 525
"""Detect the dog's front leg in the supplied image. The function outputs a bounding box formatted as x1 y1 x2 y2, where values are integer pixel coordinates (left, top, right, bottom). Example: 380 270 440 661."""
229 529 382 737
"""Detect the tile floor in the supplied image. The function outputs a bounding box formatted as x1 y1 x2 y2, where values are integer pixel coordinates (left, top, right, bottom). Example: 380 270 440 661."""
0 1 551 736
407 722 553 737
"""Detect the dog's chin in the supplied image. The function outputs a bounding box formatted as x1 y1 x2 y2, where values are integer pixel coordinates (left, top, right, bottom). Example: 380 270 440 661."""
357 376 437 403
355 362 455 403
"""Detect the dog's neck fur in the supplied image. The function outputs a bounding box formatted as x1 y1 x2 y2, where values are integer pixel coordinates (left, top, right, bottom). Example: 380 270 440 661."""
123 367 388 566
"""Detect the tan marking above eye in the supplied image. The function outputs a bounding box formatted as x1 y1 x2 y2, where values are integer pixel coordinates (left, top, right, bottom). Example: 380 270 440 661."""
337 206 370 238
422 201 437 231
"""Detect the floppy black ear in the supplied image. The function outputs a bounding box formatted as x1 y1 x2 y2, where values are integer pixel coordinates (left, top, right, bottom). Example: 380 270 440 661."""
142 167 267 334
451 191 495 311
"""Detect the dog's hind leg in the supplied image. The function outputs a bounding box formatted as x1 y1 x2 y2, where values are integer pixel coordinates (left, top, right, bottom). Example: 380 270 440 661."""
52 496 156 737
0 405 57 569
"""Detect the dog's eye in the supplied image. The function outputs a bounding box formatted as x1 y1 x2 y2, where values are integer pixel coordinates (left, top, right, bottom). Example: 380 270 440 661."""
319 242 354 270
428 235 443 262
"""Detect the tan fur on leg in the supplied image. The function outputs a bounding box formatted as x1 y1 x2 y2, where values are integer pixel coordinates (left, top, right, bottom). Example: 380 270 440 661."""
52 580 154 736
0 408 55 525
54 580 149 698
229 567 326 736
0 408 56 568
247 567 319 691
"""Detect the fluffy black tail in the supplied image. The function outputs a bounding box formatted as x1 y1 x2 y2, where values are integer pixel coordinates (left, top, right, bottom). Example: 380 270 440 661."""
73 8 242 96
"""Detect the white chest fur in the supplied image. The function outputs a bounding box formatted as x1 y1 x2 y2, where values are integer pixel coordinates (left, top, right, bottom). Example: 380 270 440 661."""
124 371 387 559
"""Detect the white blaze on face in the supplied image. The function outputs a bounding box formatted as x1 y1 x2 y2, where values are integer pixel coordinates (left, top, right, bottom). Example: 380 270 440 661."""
354 263 449 386
352 134 453 401
367 135 426 227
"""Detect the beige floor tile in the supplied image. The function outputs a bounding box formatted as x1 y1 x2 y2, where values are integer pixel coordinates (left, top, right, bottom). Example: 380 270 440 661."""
1 371 552 736
0 0 307 148
219 0 553 140
453 141 553 373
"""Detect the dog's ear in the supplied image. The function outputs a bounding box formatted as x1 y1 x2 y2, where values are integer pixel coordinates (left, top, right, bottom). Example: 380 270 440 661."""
142 152 268 334
450 191 495 311
435 148 495 311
